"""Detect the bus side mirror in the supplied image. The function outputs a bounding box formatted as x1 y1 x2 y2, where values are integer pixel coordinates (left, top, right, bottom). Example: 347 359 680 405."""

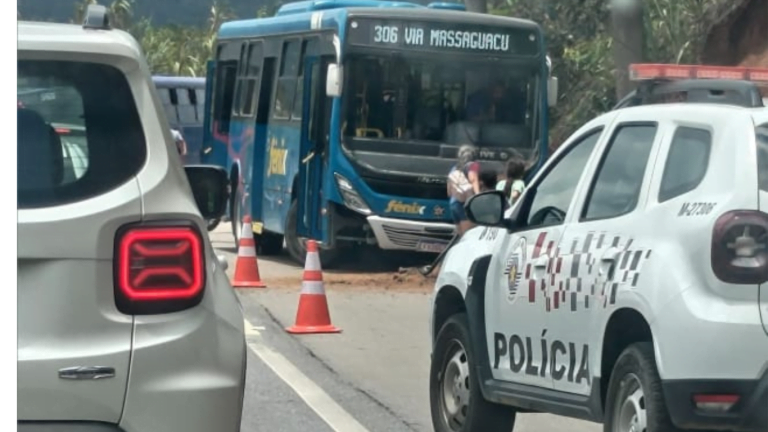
548 77 559 107
326 64 343 98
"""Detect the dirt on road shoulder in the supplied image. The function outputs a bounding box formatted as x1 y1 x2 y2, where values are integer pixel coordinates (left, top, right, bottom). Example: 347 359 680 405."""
267 266 439 293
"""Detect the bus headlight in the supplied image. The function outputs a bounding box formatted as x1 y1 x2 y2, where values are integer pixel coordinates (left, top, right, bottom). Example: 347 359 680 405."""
334 173 372 215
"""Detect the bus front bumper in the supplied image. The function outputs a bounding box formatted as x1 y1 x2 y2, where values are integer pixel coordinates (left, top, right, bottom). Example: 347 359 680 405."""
366 216 455 252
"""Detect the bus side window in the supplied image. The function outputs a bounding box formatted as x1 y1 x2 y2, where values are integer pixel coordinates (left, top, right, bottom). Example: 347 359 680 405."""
212 42 241 134
292 38 319 121
274 39 301 120
238 41 263 117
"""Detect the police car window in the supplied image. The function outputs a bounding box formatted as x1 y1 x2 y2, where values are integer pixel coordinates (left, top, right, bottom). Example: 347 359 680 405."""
757 123 768 192
658 127 711 202
525 129 602 228
583 124 657 221
18 60 146 209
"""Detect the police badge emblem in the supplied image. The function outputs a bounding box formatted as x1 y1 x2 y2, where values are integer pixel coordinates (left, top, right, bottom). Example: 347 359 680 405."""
503 237 527 303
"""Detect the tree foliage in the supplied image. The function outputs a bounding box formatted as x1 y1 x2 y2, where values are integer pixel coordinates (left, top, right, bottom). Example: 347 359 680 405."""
491 0 712 148
28 0 714 146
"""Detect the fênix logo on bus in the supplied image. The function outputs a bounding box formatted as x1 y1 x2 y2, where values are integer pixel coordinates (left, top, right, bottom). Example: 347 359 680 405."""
385 200 426 215
267 136 288 177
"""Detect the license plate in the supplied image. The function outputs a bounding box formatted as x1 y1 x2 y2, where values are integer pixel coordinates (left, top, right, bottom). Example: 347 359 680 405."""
416 240 448 253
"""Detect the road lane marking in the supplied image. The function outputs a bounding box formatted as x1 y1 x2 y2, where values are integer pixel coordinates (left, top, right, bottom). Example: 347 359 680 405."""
244 318 370 432
244 320 265 336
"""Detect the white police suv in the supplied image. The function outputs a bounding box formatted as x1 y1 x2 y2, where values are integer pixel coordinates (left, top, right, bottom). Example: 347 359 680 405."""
18 5 246 432
429 64 768 432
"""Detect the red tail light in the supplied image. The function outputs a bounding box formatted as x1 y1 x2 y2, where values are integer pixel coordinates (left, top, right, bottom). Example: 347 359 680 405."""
711 210 768 285
114 224 206 314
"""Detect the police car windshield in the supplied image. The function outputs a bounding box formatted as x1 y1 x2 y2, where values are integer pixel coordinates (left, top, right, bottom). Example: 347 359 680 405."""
343 54 538 149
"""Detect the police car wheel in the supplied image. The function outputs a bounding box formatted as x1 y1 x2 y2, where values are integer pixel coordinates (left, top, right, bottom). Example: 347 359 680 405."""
430 313 516 432
604 342 679 432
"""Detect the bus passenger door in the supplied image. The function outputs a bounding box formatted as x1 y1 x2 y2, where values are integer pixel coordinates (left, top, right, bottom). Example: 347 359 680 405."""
296 54 330 242
201 60 216 164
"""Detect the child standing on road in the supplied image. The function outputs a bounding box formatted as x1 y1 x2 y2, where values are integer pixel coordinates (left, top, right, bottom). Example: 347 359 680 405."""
496 158 526 206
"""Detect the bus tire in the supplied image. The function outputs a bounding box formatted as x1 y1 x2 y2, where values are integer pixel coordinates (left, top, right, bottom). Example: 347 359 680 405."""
285 199 341 268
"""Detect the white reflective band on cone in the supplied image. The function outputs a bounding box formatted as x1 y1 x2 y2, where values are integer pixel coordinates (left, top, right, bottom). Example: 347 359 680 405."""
305 252 322 271
238 246 257 257
241 223 254 240
301 280 326 295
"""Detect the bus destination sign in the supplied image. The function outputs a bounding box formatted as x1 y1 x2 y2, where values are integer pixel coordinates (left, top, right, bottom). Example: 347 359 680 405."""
347 18 539 56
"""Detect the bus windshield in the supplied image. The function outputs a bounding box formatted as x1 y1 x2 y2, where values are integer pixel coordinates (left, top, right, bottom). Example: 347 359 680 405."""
343 53 539 152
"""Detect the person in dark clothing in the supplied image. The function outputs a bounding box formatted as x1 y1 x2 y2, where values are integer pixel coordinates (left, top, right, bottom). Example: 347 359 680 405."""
478 165 499 192
466 80 526 124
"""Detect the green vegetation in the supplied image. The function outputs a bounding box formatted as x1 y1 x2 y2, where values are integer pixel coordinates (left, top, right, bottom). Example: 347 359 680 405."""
18 0 719 148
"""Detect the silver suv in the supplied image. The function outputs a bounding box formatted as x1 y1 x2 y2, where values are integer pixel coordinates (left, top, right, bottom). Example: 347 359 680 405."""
17 6 246 432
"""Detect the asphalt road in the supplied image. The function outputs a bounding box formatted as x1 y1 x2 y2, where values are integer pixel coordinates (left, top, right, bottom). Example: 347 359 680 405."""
211 224 601 432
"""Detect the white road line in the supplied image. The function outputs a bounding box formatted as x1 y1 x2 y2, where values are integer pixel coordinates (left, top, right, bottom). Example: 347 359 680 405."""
244 319 370 432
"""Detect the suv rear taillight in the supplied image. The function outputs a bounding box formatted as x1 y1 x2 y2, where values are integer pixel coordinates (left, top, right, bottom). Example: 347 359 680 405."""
114 223 206 314
711 210 768 284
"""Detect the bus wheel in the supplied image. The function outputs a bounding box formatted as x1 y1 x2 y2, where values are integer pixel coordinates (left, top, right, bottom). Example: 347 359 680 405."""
285 200 341 268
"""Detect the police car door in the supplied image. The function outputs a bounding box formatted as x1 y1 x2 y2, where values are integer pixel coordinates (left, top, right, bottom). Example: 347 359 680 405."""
487 121 608 389
551 111 666 397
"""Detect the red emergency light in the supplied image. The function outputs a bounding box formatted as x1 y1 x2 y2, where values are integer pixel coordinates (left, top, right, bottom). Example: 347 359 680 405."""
629 63 768 83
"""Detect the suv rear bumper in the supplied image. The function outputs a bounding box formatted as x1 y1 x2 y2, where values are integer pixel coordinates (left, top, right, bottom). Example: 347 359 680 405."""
663 370 768 431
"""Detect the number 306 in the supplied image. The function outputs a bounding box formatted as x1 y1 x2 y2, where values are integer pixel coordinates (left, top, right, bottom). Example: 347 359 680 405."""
374 25 398 43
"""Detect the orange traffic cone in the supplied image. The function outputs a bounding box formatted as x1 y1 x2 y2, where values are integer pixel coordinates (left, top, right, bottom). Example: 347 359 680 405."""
286 240 341 334
231 216 266 288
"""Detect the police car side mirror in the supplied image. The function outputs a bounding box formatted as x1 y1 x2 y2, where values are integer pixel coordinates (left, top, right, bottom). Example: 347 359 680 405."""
326 64 343 98
184 165 229 220
465 191 507 227
548 77 559 108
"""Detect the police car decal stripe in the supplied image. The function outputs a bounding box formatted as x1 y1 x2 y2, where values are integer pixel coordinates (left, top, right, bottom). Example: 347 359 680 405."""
521 230 652 313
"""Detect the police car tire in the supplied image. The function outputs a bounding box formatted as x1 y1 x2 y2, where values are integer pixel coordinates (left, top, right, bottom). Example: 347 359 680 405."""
430 313 516 432
603 342 679 432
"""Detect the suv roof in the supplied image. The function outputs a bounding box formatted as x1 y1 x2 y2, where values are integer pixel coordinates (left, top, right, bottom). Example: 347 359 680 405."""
18 19 142 60
613 63 768 110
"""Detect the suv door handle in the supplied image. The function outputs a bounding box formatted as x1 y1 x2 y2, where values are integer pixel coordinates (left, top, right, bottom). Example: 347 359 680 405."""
601 247 621 262
599 247 621 277
533 256 549 269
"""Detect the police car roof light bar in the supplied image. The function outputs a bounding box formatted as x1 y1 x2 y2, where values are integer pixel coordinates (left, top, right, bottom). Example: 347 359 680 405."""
83 4 111 31
629 63 768 84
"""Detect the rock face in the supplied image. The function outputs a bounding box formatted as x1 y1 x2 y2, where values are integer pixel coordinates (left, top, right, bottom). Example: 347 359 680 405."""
701 0 768 68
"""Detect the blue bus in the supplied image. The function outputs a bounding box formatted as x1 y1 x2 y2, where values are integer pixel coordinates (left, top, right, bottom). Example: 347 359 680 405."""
153 76 207 165
202 0 558 267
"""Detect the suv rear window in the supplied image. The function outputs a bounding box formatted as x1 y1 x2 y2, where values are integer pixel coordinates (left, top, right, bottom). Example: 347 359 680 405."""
758 122 768 192
17 60 146 209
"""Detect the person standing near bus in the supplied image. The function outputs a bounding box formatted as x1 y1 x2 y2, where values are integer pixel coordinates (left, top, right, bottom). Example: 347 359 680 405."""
171 127 187 158
496 158 526 206
447 144 481 236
